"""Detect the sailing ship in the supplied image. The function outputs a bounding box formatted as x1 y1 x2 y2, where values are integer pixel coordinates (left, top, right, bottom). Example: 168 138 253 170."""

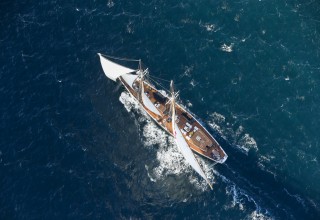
98 53 228 189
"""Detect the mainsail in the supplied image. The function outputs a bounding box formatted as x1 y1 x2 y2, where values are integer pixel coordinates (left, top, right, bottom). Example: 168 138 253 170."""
98 53 135 81
170 81 213 189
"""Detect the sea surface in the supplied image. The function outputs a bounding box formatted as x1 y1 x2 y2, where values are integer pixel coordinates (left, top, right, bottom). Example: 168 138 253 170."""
1 0 320 219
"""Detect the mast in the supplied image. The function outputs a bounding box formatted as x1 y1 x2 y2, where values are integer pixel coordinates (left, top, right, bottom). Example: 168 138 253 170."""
138 59 143 102
170 81 213 190
170 81 176 125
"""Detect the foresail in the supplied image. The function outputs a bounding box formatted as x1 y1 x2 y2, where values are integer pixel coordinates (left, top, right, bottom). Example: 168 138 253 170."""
173 122 213 189
98 53 135 81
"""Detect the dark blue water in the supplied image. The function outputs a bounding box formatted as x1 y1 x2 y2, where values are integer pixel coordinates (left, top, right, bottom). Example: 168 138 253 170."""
1 0 320 219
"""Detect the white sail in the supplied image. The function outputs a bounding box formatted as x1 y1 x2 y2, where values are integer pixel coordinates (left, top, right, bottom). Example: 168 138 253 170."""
141 82 161 116
98 53 135 81
173 122 213 189
121 73 138 88
170 81 212 189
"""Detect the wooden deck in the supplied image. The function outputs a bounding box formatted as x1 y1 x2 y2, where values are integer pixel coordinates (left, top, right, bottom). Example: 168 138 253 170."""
119 76 227 163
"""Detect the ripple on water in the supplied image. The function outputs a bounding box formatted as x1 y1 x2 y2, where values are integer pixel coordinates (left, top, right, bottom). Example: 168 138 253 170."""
213 170 273 220
208 112 258 154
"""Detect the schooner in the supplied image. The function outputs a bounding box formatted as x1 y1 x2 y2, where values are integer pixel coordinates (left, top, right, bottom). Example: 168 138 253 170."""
98 53 228 189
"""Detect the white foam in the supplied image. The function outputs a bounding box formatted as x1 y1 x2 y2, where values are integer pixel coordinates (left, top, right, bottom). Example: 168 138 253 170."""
119 92 141 113
126 22 134 34
107 0 114 8
213 170 273 219
190 79 198 87
257 155 278 179
237 132 258 153
145 165 156 182
204 24 215 32
118 91 264 204
182 65 194 77
211 112 226 124
249 210 272 220
142 122 171 148
119 91 215 190
145 120 214 191
186 100 193 108
199 22 222 32
220 43 234 52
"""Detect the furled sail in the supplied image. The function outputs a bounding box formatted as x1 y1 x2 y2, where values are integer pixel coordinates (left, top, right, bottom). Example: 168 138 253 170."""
170 81 213 189
141 81 161 116
98 53 135 81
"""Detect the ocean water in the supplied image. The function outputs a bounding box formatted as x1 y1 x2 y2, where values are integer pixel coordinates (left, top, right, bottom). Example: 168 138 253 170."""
1 0 320 219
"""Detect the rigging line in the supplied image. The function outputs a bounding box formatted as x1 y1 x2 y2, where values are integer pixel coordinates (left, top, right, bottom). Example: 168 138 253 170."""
147 76 165 90
149 75 183 99
99 53 140 62
148 74 171 83
147 75 171 93
147 75 168 90
147 76 171 94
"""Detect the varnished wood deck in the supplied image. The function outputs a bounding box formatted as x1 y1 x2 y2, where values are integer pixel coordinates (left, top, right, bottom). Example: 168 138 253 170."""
119 75 227 163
